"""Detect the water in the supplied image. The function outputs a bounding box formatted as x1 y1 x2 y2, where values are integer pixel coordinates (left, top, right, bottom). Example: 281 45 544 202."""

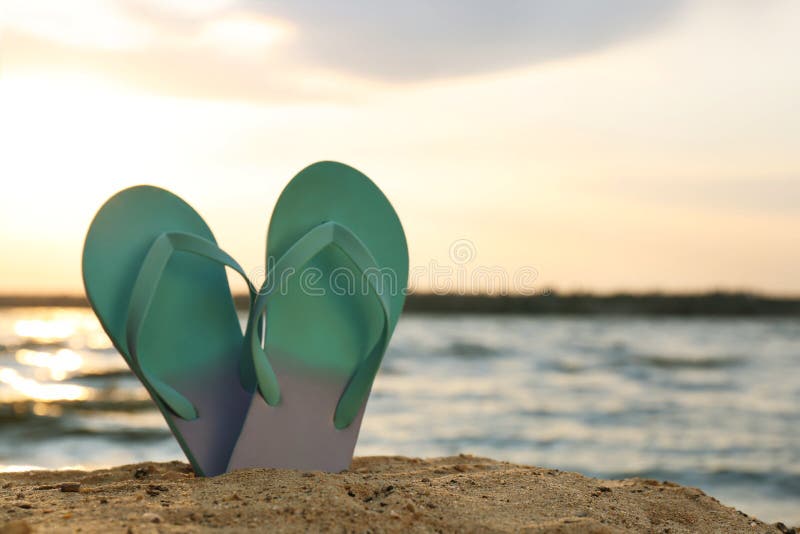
0 308 798 524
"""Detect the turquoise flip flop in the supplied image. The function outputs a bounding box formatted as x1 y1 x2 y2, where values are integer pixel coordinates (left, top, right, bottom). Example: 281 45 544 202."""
82 186 255 476
227 161 408 472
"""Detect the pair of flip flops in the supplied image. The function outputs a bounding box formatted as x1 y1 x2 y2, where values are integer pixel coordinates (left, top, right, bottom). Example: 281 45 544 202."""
82 162 408 476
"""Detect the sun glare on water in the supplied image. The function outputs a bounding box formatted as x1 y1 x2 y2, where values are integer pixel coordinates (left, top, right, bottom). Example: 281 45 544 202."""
0 368 89 401
16 349 84 381
13 319 76 343
8 310 111 349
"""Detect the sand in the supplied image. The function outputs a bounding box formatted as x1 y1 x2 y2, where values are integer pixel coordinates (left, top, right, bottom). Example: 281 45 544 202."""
0 455 793 533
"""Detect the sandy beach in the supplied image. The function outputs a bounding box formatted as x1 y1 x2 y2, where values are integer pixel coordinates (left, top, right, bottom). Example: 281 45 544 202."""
0 455 792 533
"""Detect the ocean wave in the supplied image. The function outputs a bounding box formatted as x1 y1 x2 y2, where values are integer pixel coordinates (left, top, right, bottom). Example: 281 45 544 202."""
439 341 505 358
0 340 71 352
1 421 171 443
0 398 157 423
71 369 134 380
631 353 747 369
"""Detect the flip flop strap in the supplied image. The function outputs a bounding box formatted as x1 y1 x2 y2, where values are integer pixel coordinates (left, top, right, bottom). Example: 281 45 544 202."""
248 221 392 429
126 232 255 420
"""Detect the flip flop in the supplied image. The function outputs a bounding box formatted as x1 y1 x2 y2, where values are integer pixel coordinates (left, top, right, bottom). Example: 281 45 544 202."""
82 186 256 476
227 161 408 472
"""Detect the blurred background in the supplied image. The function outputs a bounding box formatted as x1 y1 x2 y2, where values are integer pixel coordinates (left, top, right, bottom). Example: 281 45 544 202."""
1 0 798 525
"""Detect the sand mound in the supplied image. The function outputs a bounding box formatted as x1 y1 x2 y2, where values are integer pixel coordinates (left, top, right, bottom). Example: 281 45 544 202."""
0 455 791 533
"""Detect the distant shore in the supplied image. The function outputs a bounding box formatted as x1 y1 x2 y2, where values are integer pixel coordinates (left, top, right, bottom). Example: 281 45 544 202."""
0 456 791 533
2 292 800 316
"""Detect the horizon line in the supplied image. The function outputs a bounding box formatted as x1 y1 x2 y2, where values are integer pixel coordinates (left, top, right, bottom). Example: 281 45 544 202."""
2 291 800 316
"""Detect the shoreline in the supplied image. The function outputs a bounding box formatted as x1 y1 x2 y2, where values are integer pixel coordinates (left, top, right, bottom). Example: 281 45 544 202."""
0 456 792 533
2 292 800 316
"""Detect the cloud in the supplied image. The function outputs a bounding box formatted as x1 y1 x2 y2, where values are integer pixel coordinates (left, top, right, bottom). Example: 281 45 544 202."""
1 0 154 51
1 1 327 102
1 0 685 100
248 0 685 80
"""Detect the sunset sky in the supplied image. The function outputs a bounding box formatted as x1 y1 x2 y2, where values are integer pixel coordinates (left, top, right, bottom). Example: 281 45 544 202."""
1 1 798 295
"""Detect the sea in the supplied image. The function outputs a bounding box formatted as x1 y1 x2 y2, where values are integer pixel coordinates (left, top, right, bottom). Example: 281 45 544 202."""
0 307 797 524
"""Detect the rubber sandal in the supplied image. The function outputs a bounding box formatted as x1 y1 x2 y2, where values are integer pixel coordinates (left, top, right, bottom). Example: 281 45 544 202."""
227 161 408 472
82 186 255 476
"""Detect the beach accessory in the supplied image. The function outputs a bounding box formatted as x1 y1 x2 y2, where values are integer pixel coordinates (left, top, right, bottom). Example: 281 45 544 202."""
82 186 256 476
82 162 407 475
228 161 408 472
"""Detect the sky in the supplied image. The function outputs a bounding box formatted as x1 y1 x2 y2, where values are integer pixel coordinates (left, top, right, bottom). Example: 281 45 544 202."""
0 0 798 295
